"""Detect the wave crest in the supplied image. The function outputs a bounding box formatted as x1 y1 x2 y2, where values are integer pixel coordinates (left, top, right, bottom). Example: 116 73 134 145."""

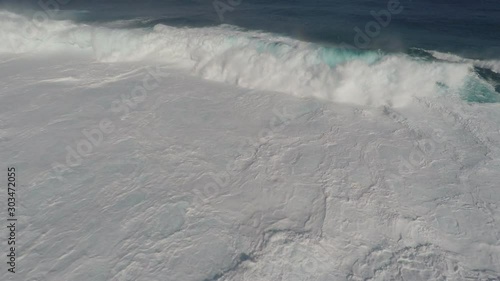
1 10 498 106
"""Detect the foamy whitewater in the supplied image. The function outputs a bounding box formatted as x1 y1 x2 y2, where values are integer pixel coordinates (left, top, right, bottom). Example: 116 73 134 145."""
2 11 500 107
1 7 500 281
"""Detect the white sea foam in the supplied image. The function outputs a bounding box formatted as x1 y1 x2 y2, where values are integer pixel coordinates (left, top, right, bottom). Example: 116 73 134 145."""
2 9 500 281
429 50 500 73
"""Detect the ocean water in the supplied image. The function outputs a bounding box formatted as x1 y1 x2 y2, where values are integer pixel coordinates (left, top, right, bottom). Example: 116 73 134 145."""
4 0 499 57
1 0 500 105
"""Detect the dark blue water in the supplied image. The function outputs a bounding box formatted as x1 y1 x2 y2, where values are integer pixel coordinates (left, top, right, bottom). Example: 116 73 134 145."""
2 0 500 59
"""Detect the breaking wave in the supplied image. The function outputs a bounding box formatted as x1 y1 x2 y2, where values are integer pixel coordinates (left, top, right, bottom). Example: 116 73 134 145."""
1 10 499 106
